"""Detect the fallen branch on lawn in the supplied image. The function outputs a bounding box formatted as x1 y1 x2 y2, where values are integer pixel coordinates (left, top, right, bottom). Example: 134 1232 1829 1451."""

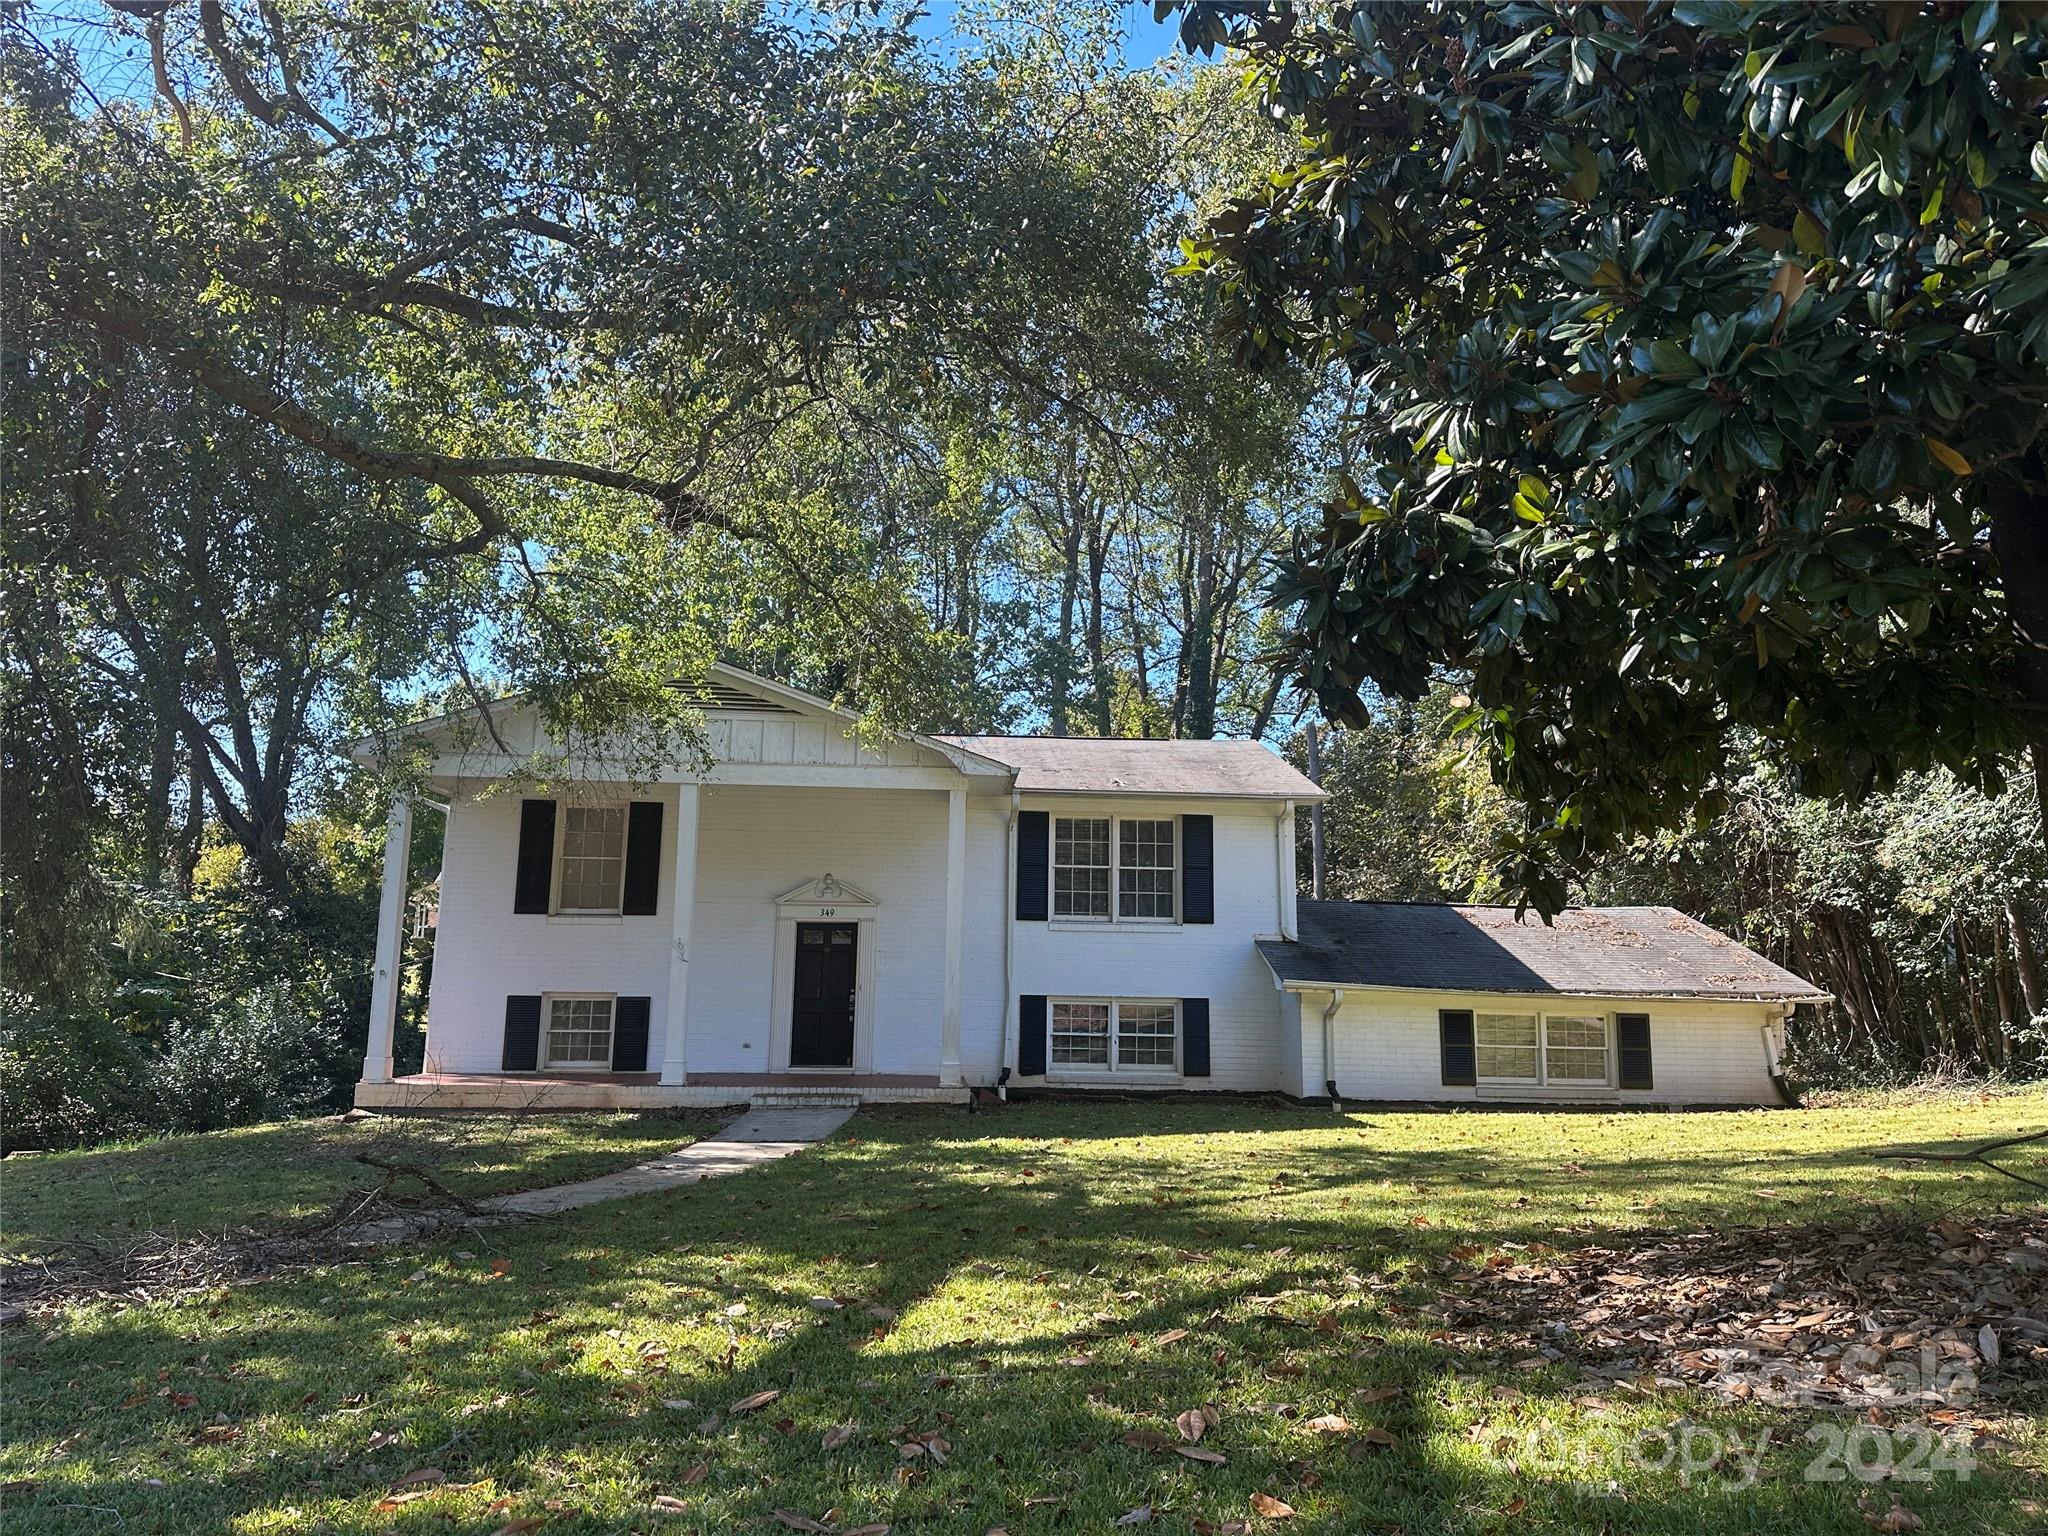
1870 1127 2048 1192
348 1153 488 1213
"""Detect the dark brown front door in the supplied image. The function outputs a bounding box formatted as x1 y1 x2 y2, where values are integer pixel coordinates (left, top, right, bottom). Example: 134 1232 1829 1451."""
791 922 858 1067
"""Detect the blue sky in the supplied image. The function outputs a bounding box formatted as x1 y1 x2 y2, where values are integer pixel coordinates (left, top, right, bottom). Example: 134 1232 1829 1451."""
912 1 1184 70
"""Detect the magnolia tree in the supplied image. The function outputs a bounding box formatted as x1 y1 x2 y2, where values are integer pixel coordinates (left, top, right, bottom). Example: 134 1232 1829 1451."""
1175 1 2048 910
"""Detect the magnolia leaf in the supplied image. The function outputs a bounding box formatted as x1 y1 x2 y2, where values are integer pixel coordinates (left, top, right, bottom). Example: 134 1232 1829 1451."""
728 1390 781 1415
1250 1492 1297 1519
1924 438 1972 476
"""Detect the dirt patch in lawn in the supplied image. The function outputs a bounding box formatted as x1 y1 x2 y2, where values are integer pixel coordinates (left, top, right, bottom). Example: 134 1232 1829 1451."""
1432 1212 2047 1417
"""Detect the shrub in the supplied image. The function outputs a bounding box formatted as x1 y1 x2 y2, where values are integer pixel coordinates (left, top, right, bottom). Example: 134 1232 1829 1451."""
147 985 344 1135
0 1006 152 1152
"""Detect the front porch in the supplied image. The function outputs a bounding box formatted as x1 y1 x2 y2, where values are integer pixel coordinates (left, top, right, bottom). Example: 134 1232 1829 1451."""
354 1069 956 1112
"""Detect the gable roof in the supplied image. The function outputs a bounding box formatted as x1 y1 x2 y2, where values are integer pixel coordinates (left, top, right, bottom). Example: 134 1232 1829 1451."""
351 663 1011 778
1258 901 1828 1003
934 735 1324 801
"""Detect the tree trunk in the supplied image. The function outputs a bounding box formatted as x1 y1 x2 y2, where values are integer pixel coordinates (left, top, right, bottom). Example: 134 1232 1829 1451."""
1086 520 1114 737
1050 518 1081 738
2007 895 2044 1022
1305 721 1327 901
1184 536 1218 740
1987 457 2048 846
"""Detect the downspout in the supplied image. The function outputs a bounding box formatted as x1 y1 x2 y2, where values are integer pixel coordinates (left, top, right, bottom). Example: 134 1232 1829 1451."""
1764 1006 1801 1107
999 788 1020 1101
1321 987 1345 1110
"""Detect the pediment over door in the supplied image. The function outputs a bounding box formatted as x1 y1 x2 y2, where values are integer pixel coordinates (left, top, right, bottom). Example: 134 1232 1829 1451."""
773 874 880 911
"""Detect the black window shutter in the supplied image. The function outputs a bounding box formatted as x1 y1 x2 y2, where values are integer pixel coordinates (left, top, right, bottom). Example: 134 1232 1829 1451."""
1018 994 1047 1076
513 799 556 914
612 996 652 1072
1439 1008 1476 1086
1181 814 1214 924
502 994 542 1071
622 802 663 916
1181 997 1211 1077
1616 1013 1653 1089
1016 811 1049 922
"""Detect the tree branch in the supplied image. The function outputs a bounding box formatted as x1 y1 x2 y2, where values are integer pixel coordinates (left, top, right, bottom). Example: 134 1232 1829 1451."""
1871 1127 2048 1192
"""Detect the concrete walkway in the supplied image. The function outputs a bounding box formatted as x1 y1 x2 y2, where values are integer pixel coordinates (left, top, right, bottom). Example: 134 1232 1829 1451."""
353 1105 855 1243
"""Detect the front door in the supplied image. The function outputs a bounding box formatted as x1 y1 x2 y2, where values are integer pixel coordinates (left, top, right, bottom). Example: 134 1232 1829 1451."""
790 922 858 1068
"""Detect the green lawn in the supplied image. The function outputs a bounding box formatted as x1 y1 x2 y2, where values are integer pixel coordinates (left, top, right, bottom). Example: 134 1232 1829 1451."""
0 1111 714 1261
2 1097 2042 1534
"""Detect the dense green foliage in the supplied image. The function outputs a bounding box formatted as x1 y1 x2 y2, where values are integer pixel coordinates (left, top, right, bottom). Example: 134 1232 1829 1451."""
1181 1 2048 910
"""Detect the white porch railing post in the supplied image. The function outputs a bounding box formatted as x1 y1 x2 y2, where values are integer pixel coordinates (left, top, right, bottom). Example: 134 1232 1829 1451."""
362 795 413 1085
660 783 701 1086
941 785 966 1085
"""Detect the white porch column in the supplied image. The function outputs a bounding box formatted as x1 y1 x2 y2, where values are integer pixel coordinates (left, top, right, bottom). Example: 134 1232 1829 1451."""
362 796 413 1084
660 784 701 1086
941 785 966 1085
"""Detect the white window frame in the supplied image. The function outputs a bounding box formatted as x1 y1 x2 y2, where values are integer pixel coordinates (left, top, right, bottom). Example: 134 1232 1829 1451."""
1049 814 1179 925
542 991 616 1072
553 803 628 916
1047 996 1180 1076
1475 1009 1614 1088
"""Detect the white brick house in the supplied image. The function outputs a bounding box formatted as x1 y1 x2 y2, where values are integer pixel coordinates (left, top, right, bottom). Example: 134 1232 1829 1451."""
353 664 1825 1111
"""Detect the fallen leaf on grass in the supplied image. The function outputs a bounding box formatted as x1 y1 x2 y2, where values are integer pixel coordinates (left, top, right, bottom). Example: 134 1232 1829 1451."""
1123 1430 1174 1451
652 1494 691 1513
843 1525 892 1535
1350 1386 1402 1405
1176 1446 1228 1465
823 1424 856 1450
1114 1505 1154 1526
1859 1496 1923 1532
1059 1354 1095 1367
1155 1328 1189 1346
490 1521 545 1535
1250 1493 1296 1519
1176 1408 1209 1442
680 1462 710 1485
1302 1415 1351 1435
729 1389 781 1415
194 1424 242 1445
772 1512 832 1533
393 1468 447 1488
1349 1427 1400 1454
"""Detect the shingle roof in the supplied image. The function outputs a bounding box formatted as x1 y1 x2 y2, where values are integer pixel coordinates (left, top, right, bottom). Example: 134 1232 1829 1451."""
935 736 1325 800
1258 901 1829 1002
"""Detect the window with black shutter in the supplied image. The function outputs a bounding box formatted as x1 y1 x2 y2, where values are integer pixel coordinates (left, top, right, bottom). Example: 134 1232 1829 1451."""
1439 1008 1476 1086
1616 1013 1654 1089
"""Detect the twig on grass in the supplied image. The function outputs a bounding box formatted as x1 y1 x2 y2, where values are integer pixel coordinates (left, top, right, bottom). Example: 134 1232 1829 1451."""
1871 1127 2048 1192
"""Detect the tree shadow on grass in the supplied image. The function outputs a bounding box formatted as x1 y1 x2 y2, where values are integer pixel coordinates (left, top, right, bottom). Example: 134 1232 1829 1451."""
2 1105 2038 1535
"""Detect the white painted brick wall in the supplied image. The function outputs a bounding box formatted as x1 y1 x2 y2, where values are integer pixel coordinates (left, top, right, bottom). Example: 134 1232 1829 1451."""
423 783 1302 1092
1291 987 1784 1105
1008 797 1291 1092
426 783 997 1078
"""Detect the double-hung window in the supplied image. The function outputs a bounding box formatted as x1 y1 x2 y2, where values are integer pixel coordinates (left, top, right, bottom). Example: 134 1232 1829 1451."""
1476 1010 1612 1086
556 805 626 913
1052 815 1176 922
545 994 615 1069
1049 998 1179 1074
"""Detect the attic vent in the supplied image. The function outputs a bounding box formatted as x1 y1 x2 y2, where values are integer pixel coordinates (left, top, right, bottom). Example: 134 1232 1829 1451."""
671 679 796 713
